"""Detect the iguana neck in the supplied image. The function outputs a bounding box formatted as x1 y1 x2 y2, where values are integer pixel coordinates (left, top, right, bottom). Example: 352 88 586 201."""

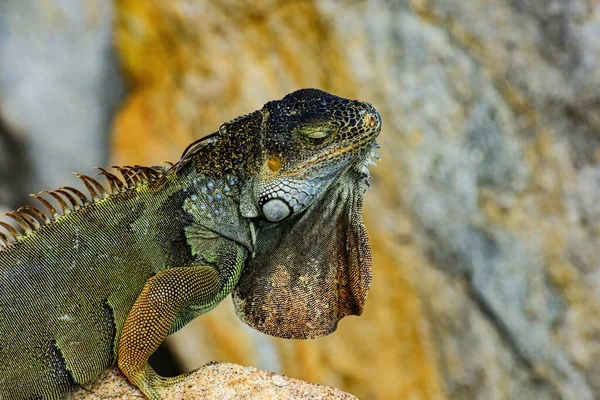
180 110 265 184
165 120 264 252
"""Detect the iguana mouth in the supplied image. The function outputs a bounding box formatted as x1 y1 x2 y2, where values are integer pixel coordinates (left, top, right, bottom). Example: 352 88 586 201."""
286 136 380 178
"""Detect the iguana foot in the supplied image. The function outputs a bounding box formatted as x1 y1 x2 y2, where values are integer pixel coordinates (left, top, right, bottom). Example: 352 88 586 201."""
124 363 195 400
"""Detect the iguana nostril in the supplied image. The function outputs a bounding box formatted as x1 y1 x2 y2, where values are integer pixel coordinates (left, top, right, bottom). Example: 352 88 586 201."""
262 199 290 222
267 156 282 172
364 113 377 127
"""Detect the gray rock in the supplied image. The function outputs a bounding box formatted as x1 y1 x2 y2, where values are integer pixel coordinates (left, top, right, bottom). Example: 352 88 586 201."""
0 0 125 208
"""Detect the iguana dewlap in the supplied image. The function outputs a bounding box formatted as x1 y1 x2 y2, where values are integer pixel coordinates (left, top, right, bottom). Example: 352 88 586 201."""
0 89 381 400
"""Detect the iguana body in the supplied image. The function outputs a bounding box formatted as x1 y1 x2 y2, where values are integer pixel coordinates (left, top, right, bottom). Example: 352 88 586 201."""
0 89 381 399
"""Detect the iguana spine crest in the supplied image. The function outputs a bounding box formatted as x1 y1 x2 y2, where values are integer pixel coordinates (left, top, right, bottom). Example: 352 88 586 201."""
0 164 169 249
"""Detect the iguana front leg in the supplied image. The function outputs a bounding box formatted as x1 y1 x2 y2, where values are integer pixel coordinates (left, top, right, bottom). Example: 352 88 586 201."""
117 242 246 400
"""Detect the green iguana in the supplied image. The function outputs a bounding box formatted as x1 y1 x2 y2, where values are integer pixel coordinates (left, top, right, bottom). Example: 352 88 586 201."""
0 88 381 400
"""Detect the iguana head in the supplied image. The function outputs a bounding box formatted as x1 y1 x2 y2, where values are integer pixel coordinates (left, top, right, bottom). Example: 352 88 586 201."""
241 88 381 221
233 88 382 339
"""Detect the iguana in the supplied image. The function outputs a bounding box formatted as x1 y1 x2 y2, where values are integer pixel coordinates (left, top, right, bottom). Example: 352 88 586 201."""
0 88 381 400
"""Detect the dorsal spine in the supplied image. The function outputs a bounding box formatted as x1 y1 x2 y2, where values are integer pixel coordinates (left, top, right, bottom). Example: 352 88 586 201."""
0 164 169 249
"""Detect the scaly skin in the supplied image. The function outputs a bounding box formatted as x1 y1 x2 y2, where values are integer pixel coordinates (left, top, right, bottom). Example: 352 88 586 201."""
0 89 381 399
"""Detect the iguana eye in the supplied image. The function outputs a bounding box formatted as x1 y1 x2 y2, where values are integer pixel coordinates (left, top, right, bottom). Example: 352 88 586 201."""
306 131 328 139
302 129 332 145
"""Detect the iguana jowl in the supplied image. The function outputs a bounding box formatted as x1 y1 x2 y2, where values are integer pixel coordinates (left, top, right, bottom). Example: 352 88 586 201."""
0 89 381 400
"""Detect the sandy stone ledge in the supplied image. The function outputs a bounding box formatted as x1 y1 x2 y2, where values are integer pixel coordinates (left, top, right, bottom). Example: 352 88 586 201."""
65 363 357 399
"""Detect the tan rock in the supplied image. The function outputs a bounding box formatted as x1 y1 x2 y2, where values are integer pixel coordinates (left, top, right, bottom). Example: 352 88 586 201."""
66 363 355 399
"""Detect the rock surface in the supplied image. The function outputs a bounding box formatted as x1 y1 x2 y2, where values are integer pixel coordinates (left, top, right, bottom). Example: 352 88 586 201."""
65 363 356 400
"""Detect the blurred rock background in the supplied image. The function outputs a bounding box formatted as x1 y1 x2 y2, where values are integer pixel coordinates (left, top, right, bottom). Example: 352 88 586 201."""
1 0 599 399
0 0 124 212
